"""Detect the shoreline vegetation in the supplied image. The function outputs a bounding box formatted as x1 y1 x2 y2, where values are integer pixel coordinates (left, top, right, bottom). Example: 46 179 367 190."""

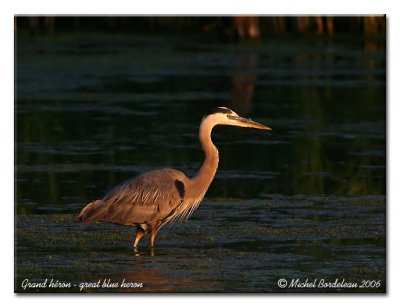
15 16 386 41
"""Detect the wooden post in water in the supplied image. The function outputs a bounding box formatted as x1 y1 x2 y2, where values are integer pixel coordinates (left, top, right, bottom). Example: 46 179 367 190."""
232 16 260 41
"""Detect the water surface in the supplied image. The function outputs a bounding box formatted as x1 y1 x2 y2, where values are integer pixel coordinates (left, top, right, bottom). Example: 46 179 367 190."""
15 31 386 292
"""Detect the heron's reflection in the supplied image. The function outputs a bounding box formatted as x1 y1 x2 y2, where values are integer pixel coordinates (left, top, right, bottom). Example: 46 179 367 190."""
83 247 217 292
133 247 154 257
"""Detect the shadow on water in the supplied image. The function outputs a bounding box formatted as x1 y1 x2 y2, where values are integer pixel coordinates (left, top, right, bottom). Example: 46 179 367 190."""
15 30 385 292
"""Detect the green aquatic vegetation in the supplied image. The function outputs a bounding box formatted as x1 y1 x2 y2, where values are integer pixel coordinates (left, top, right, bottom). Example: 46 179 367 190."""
15 202 385 293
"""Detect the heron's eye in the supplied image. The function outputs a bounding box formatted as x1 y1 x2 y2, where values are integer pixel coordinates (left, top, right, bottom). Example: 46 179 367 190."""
227 114 237 120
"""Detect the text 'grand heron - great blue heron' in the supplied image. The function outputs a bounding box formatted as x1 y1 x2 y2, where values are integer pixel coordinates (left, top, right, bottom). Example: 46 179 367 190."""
78 107 271 250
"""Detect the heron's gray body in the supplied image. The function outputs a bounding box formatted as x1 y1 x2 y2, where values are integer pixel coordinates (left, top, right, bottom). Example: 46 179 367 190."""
79 168 200 230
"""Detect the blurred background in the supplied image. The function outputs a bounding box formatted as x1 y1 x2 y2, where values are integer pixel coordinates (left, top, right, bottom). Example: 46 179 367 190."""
15 16 386 214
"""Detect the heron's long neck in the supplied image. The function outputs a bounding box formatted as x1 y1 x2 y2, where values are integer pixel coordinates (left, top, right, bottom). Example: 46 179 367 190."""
191 118 219 195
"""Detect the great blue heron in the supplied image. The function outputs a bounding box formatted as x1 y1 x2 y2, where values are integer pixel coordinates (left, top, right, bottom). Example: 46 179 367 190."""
78 107 271 249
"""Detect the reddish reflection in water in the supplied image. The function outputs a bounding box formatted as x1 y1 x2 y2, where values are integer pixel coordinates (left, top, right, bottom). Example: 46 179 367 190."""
227 52 259 116
82 256 217 292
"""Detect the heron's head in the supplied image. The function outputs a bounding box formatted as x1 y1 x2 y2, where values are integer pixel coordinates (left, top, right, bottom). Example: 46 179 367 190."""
204 107 271 131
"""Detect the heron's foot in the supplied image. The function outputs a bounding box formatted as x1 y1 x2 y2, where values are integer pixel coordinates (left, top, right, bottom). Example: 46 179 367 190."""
133 247 141 256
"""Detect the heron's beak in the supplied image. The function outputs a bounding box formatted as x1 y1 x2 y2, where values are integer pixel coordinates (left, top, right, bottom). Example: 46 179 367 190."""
234 116 272 131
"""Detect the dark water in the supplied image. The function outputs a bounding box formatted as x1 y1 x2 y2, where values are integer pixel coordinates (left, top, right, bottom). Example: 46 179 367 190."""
15 31 386 292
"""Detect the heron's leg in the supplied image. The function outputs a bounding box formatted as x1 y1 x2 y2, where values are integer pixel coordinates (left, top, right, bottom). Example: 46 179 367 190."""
133 227 145 249
150 232 157 248
149 224 161 249
150 231 157 249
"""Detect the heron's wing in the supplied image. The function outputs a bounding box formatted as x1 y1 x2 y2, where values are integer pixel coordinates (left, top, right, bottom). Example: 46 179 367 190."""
100 169 187 225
